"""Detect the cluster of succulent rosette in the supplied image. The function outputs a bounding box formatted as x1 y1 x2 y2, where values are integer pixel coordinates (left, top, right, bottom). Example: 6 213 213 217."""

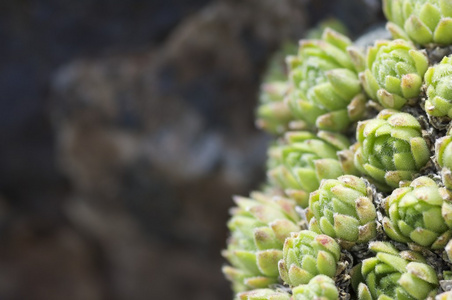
223 1 452 299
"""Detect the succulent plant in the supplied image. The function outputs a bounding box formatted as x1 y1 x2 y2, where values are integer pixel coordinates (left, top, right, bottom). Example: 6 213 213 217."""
291 275 339 300
357 241 439 300
236 289 290 300
256 43 299 135
382 176 452 249
278 230 341 287
425 55 452 119
267 131 353 208
360 39 428 109
223 3 452 299
435 129 452 189
257 81 294 135
286 28 367 132
354 109 431 190
383 0 452 46
307 175 377 248
222 192 302 292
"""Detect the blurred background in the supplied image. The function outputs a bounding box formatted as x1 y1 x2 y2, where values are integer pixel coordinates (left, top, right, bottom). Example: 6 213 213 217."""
0 0 383 299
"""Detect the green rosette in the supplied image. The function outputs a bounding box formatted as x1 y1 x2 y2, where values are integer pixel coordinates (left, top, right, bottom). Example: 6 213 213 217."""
267 131 354 208
384 0 452 46
354 109 431 191
278 230 341 287
357 242 439 300
286 28 367 132
307 175 377 248
360 39 428 110
382 176 452 249
222 192 302 293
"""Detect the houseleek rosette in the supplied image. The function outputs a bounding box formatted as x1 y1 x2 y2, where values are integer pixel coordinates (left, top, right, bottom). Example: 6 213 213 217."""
256 42 298 135
278 230 341 287
360 39 428 109
307 175 377 248
424 55 452 119
382 176 452 249
383 0 452 46
287 28 366 132
357 241 439 300
354 110 431 190
268 131 352 208
291 275 339 300
257 81 294 135
222 192 301 292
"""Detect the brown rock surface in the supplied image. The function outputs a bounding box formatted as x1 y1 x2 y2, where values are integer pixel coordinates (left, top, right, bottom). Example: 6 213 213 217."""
0 195 104 300
51 0 307 299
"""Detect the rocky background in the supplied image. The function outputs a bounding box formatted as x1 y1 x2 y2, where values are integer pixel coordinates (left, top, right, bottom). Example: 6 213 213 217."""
0 0 383 299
